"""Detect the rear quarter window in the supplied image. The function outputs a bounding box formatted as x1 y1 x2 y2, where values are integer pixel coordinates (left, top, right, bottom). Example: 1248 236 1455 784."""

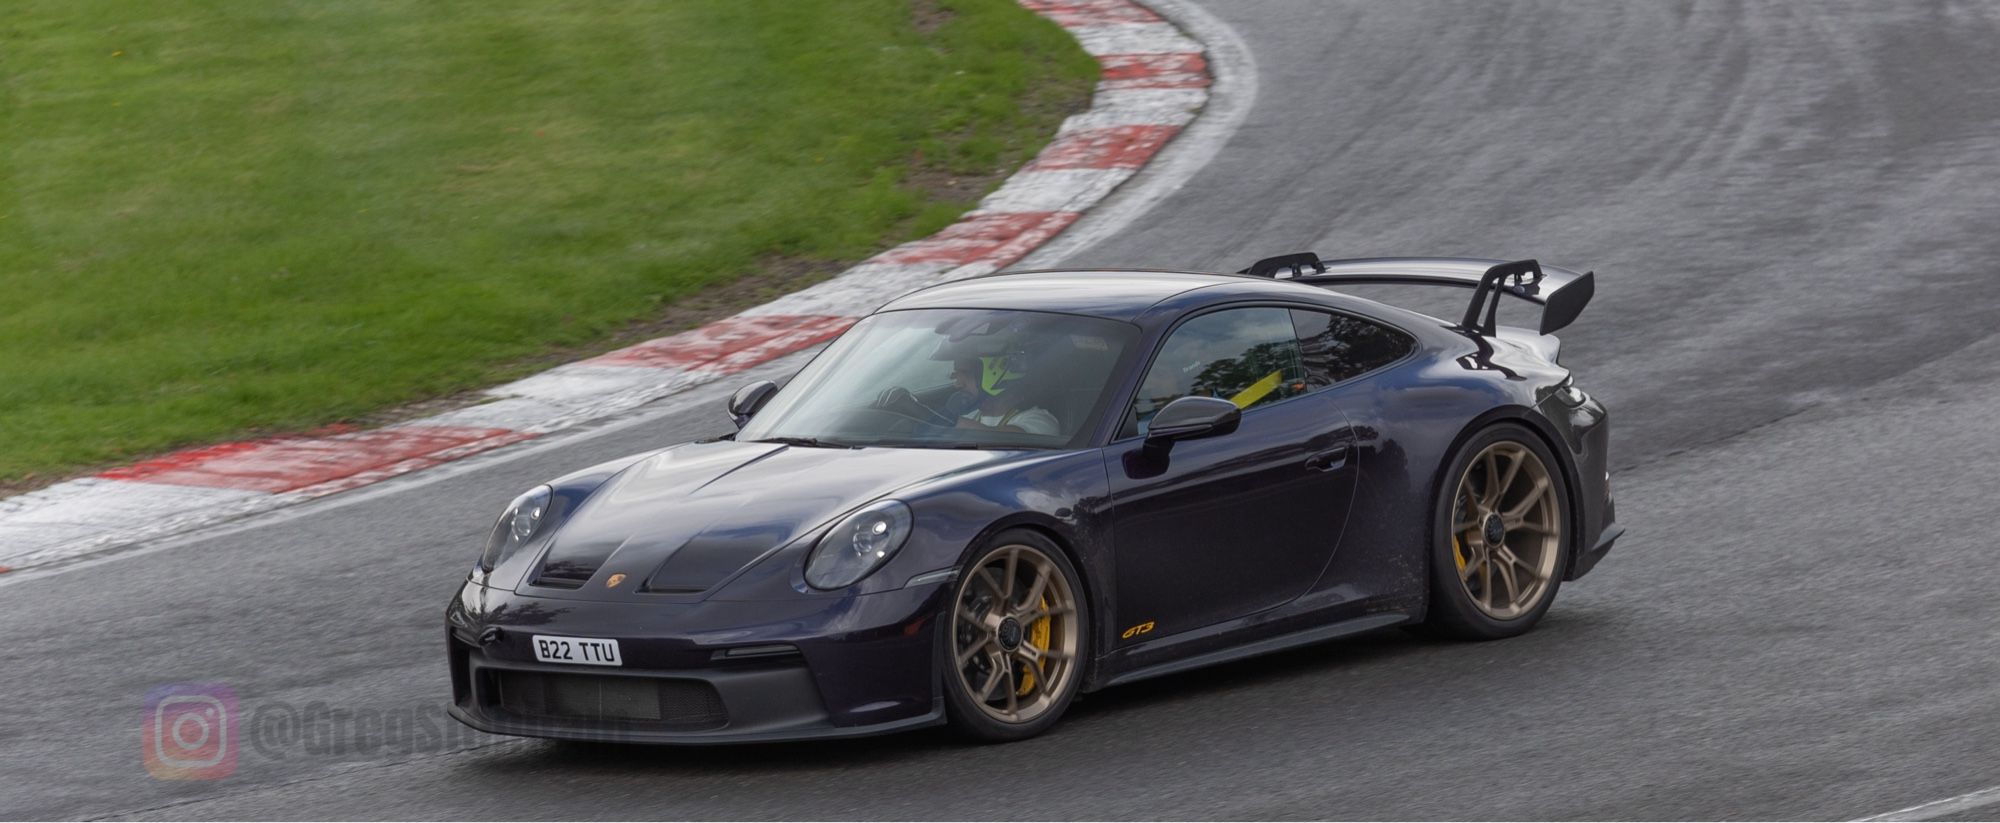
1290 309 1416 387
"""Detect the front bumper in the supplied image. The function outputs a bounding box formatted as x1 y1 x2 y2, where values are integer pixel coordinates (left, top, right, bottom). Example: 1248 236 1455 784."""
446 580 950 744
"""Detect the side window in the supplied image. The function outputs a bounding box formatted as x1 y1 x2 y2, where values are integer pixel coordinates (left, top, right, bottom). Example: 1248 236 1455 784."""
1290 309 1417 388
1130 308 1305 435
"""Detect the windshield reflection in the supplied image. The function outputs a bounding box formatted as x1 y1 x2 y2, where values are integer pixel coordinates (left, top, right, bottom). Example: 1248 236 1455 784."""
738 309 1139 450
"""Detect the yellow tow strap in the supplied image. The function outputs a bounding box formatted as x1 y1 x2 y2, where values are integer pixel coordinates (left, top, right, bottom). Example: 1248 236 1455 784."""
1228 370 1283 409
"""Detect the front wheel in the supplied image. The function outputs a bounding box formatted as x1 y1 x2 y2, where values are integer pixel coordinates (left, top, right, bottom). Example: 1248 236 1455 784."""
941 530 1087 742
1418 423 1571 640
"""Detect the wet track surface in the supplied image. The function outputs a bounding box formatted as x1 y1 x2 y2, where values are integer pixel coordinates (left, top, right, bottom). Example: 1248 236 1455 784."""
8 1 2000 818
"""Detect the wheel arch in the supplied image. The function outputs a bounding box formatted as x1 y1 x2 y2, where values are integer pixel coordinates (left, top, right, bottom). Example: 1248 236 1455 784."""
956 515 1108 691
1434 406 1587 579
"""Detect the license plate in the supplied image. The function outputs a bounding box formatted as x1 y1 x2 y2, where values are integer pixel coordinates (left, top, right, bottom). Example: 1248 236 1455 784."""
530 634 623 667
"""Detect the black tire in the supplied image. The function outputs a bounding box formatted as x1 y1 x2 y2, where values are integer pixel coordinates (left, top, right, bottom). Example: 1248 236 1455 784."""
1417 422 1572 640
940 529 1089 742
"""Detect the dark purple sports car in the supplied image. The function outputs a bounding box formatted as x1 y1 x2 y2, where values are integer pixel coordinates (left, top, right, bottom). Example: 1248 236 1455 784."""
445 253 1621 744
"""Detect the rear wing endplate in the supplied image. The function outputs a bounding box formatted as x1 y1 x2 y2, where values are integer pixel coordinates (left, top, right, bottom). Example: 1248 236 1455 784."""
1239 253 1595 336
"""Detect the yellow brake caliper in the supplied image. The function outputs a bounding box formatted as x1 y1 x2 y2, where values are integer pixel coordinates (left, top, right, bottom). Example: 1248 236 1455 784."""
1017 593 1052 696
1452 493 1470 572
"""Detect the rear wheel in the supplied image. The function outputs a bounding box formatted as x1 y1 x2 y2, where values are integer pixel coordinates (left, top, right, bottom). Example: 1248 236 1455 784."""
941 530 1086 742
1419 423 1570 639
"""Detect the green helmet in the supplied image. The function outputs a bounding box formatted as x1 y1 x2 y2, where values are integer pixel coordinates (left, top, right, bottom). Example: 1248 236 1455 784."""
954 354 1026 397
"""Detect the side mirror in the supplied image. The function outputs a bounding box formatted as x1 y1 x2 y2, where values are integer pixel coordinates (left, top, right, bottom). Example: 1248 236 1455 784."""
727 380 779 428
1144 396 1241 445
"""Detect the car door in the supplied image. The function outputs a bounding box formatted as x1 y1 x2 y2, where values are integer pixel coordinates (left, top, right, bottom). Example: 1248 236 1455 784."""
1102 306 1361 640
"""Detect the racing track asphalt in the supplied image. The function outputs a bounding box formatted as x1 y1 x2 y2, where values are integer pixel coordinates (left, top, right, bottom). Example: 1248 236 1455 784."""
7 1 2000 819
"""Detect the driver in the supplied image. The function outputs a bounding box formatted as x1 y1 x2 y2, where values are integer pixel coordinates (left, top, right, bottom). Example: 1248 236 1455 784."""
950 356 1060 436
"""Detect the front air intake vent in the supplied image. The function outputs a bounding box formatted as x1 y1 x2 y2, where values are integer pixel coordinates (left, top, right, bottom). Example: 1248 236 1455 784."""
490 671 726 730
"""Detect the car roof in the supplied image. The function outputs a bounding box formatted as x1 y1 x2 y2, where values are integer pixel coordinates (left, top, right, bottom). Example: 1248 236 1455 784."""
879 258 1591 328
881 269 1320 323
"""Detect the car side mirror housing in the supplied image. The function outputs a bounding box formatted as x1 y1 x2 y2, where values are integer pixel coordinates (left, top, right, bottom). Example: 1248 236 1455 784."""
1144 396 1241 445
727 380 779 428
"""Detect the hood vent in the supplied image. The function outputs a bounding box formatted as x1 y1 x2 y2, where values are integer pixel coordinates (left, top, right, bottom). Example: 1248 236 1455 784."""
531 535 619 590
533 558 598 589
643 532 787 594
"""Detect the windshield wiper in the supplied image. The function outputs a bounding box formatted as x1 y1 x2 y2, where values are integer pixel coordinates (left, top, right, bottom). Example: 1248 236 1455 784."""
751 436 855 449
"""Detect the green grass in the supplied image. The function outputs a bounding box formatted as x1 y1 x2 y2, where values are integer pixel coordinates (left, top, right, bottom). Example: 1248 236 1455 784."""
0 0 1098 485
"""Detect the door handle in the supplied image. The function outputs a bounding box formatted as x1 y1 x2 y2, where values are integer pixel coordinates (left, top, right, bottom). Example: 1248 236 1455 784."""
1305 446 1348 472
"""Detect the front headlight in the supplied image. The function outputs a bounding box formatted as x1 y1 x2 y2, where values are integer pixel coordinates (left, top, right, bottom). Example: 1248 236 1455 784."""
804 500 913 590
480 485 552 571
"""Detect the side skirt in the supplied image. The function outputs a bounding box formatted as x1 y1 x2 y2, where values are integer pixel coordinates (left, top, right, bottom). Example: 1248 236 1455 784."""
1099 611 1413 689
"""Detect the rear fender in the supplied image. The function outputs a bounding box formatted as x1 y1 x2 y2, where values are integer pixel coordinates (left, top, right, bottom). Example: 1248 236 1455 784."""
1435 407 1586 580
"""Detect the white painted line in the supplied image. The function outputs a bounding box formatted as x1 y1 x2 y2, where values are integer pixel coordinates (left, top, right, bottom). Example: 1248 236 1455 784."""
1015 0 1258 268
1856 785 2000 821
0 481 279 571
0 477 269 524
736 260 959 318
490 362 695 404
1058 90 1204 129
1065 22 1199 55
976 169 1134 214
419 395 579 433
1076 86 1210 120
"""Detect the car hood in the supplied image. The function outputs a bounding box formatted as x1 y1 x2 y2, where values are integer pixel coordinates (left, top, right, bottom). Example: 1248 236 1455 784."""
521 440 1007 599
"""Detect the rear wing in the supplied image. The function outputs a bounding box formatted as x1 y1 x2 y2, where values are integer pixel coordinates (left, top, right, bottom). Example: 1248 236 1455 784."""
1239 253 1595 336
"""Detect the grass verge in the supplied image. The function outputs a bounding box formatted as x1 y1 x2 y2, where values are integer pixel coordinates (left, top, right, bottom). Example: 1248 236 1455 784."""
0 0 1098 487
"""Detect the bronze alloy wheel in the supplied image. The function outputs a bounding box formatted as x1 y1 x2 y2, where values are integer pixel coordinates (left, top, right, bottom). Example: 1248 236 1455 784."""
950 543 1080 725
1450 441 1564 620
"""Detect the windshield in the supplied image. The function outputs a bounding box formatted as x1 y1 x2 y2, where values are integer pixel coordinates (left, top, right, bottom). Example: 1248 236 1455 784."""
739 308 1139 450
